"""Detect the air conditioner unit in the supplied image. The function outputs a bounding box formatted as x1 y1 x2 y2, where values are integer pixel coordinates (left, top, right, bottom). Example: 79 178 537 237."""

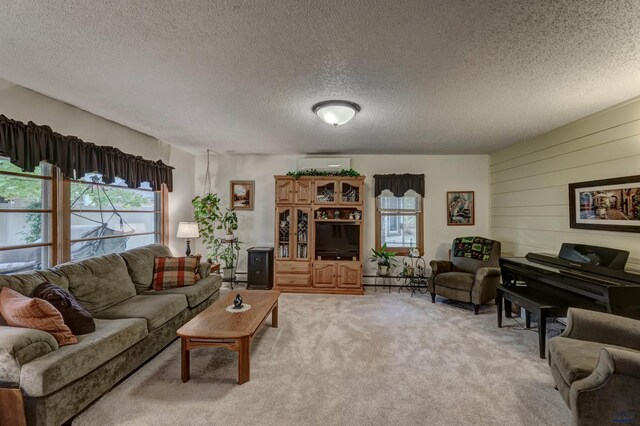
296 157 350 172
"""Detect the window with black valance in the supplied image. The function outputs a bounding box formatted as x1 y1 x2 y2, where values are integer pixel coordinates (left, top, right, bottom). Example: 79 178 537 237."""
0 114 173 191
373 174 425 197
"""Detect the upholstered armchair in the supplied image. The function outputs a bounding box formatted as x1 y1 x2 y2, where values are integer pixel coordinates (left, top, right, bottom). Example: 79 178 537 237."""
428 236 501 314
547 308 640 426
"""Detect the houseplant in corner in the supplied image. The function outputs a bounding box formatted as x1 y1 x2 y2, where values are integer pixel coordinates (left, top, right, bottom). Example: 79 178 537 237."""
191 193 223 262
370 244 397 276
219 208 239 241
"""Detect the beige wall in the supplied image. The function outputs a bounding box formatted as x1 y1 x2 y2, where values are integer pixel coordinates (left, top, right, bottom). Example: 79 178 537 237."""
490 97 640 270
194 153 490 279
0 79 196 257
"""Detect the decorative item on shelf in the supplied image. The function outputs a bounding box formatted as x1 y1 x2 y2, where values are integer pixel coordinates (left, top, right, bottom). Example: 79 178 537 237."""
285 168 361 180
409 246 420 258
316 211 322 219
334 210 341 219
370 243 398 276
353 210 361 220
233 294 243 309
176 222 199 256
230 180 254 210
348 212 355 220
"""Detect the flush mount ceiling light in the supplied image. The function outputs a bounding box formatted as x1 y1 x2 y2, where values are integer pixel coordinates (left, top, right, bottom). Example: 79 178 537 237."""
312 100 360 127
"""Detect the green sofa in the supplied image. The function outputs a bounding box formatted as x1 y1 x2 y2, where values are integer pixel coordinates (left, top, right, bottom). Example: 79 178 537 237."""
0 244 222 426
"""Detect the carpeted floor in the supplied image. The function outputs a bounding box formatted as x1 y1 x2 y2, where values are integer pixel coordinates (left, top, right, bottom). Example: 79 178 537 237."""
73 289 572 426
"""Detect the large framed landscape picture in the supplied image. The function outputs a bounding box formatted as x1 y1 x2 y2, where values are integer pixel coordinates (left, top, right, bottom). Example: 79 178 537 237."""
230 180 254 210
447 191 474 226
569 175 640 233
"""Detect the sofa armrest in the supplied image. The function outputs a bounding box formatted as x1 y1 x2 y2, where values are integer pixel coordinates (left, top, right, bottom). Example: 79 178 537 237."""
0 326 58 387
570 347 640 423
198 262 212 279
471 267 501 305
561 308 640 351
429 260 453 276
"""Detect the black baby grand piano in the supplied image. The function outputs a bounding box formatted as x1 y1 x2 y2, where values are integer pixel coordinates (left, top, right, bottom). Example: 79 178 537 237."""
499 243 640 319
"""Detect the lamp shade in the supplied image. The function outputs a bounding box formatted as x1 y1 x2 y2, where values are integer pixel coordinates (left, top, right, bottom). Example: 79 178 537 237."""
312 100 360 126
176 222 199 238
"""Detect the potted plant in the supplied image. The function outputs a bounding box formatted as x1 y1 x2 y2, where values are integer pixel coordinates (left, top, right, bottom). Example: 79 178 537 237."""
219 208 238 241
192 193 223 262
369 244 397 276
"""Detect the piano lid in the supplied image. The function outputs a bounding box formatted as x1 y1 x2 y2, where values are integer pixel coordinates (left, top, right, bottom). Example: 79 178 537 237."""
524 243 639 286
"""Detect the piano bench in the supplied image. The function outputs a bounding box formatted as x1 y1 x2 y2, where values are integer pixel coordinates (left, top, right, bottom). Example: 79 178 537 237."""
496 285 564 359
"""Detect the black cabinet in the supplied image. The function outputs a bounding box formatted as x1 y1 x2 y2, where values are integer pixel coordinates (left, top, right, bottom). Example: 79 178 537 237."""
247 247 274 290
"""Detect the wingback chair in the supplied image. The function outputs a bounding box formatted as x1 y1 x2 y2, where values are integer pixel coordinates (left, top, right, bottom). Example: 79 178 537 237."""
428 236 501 314
547 308 640 425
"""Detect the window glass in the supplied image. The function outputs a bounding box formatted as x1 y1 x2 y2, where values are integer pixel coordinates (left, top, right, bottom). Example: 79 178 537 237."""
376 189 423 253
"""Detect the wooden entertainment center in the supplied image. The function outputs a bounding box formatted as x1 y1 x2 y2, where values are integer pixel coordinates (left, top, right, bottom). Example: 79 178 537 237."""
273 175 365 295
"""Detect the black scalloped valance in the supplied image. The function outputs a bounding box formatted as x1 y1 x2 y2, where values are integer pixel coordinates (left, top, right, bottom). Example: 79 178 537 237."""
0 115 173 191
373 174 425 197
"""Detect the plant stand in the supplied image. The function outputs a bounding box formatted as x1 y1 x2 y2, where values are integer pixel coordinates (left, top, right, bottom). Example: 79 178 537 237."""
398 255 429 297
221 238 241 290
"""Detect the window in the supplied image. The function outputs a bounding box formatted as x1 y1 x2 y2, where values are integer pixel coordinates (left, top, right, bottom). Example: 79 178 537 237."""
69 174 161 260
375 189 423 255
0 157 54 273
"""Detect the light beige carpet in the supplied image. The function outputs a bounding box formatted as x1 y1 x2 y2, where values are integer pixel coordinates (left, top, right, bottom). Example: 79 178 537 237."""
73 290 572 426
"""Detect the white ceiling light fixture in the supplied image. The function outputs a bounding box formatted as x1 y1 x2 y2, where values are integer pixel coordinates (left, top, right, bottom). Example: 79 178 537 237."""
312 100 361 127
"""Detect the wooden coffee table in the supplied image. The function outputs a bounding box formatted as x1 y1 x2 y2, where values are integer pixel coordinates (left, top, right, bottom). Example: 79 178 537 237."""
177 290 280 384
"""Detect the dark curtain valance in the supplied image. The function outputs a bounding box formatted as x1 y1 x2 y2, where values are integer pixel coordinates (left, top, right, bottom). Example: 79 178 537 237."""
373 174 425 197
0 114 173 191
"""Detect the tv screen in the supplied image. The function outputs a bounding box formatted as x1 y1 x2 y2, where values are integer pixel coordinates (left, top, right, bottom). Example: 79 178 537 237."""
315 223 360 258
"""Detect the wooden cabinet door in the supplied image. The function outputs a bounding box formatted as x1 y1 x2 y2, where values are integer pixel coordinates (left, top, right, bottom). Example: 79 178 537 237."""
313 262 336 288
294 180 311 204
339 179 363 205
276 179 294 204
293 207 310 260
313 180 338 204
337 262 361 288
275 206 293 260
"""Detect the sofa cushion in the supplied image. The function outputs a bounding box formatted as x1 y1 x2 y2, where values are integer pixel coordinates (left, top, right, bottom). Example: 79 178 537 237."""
434 272 475 292
19 318 147 397
547 337 640 385
54 254 136 314
152 256 200 290
120 244 173 293
144 274 221 308
0 287 77 346
93 294 187 331
0 270 69 297
33 283 95 335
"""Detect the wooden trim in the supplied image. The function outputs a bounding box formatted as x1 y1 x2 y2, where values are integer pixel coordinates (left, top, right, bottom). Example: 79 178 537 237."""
61 179 71 263
70 210 160 215
161 184 169 245
0 209 53 213
0 170 52 180
0 388 26 426
0 242 52 252
71 231 158 243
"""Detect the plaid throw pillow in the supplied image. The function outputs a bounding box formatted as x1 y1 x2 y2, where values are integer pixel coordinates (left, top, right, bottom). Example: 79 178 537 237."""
152 256 199 291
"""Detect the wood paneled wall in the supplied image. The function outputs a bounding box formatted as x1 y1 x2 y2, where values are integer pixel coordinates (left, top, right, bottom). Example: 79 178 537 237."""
490 97 640 270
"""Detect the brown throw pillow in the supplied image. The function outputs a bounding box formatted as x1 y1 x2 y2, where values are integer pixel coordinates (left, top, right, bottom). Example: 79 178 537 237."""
151 256 199 291
0 287 77 346
33 282 96 335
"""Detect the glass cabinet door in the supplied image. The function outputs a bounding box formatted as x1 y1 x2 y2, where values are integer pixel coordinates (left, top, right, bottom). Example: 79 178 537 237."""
314 180 337 204
276 207 292 259
340 180 362 204
294 207 310 260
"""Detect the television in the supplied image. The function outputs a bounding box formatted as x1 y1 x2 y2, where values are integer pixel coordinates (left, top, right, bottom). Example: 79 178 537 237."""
315 223 360 258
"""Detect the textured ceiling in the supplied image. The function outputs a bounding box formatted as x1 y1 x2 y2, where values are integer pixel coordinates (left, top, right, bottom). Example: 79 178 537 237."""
1 1 639 154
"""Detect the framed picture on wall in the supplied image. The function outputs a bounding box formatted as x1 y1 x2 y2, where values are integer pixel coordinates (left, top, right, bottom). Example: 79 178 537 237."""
230 180 254 210
569 175 640 233
447 191 474 226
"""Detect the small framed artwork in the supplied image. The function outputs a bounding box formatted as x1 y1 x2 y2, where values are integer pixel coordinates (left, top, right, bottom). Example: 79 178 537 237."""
447 191 474 226
230 180 254 210
569 175 640 233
